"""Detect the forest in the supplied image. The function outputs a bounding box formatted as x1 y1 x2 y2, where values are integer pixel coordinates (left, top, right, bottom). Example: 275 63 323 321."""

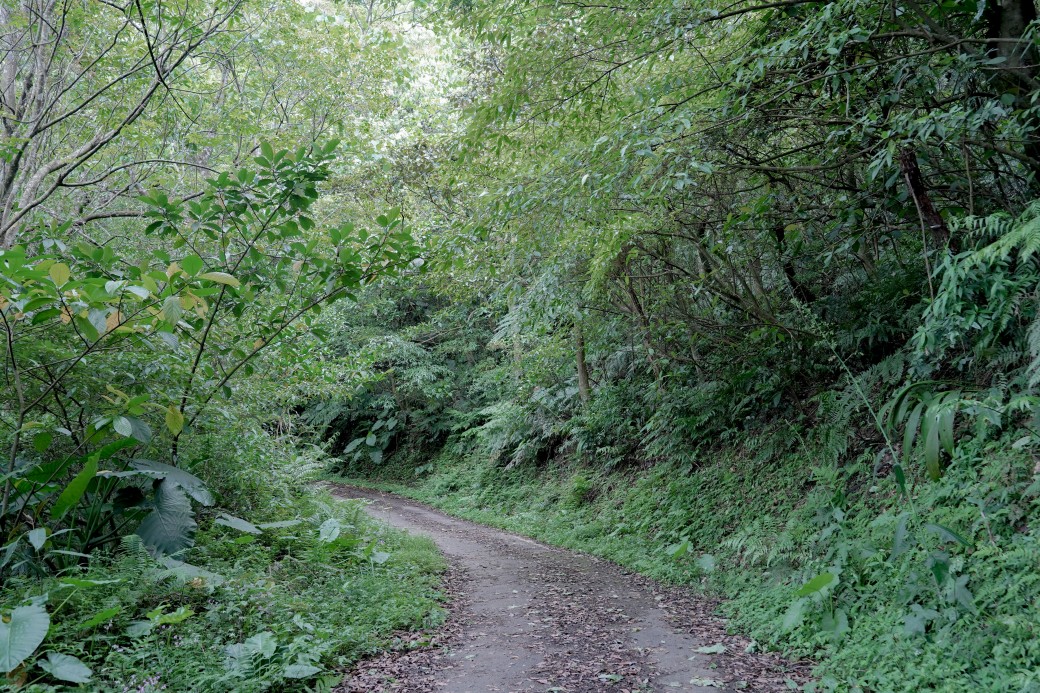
0 0 1038 690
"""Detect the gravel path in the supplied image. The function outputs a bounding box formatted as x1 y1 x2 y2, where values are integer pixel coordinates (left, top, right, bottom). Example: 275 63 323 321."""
333 485 809 693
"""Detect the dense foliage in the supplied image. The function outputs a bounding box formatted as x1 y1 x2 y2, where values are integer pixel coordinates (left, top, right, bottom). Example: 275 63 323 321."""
3 0 1040 689
312 0 1040 690
0 0 441 688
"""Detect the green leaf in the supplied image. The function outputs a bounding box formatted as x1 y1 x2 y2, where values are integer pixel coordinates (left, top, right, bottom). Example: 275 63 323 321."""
126 620 154 638
131 460 213 506
161 295 183 323
214 513 261 534
244 631 277 659
199 271 240 287
930 554 950 585
154 606 194 626
795 572 836 596
953 574 975 612
257 520 301 530
0 604 50 673
181 255 204 276
924 414 941 480
284 663 322 679
665 540 690 559
58 577 121 589
892 513 913 558
50 455 98 520
938 407 955 456
26 528 47 552
48 263 70 286
78 606 121 630
157 558 225 587
781 599 805 632
892 464 907 497
32 432 52 453
924 523 972 547
135 481 197 555
165 405 184 436
73 314 99 342
820 608 849 640
318 518 342 543
128 417 152 443
902 402 923 465
904 606 929 636
113 416 133 437
38 652 92 683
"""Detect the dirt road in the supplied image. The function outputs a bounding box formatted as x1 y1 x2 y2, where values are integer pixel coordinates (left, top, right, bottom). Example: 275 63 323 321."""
333 485 808 693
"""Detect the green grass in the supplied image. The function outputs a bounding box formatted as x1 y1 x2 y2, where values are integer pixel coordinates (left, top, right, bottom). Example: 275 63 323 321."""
2 487 446 692
333 429 1040 693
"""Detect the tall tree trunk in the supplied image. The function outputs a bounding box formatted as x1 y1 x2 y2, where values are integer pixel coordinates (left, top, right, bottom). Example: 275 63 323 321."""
986 0 1040 178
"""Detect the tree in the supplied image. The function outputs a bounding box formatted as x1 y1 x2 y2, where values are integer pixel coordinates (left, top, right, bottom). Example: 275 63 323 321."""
0 0 247 245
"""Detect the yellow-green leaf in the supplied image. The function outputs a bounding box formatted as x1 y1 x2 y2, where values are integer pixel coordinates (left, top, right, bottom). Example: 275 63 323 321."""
49 263 71 286
165 405 184 435
199 272 240 287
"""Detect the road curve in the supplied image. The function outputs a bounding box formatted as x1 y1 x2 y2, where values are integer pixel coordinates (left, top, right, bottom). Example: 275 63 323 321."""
333 484 804 693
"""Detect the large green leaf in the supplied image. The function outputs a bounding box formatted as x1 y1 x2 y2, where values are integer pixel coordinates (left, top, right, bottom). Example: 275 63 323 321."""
795 572 836 596
902 402 923 465
135 481 197 555
157 557 226 587
924 522 972 548
165 405 184 435
131 460 213 506
284 663 321 679
50 455 98 520
180 255 204 276
0 604 49 673
199 271 240 287
38 652 92 683
924 414 941 481
215 513 261 534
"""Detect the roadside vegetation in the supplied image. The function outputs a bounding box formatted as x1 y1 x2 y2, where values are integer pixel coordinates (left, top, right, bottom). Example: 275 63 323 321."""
0 0 445 688
3 0 1040 690
310 0 1040 690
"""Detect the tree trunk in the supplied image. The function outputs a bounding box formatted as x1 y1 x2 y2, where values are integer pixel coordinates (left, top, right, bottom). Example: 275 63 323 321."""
773 224 816 303
986 0 1040 178
618 252 662 379
899 147 954 251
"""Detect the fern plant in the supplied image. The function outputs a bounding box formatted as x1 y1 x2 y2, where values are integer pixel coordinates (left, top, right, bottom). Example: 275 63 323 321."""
888 201 1040 480
914 200 1040 382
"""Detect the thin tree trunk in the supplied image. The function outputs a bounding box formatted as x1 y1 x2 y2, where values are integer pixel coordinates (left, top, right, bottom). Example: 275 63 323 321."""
899 147 954 251
619 257 662 379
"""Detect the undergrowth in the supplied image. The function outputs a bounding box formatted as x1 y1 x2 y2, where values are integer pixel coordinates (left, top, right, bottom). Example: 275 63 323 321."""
2 429 446 692
335 424 1040 693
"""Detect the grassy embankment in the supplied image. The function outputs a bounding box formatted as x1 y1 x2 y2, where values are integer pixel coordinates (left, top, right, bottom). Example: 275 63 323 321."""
336 427 1039 693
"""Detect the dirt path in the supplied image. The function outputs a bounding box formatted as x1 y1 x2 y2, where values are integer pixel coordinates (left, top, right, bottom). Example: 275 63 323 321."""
333 485 809 693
